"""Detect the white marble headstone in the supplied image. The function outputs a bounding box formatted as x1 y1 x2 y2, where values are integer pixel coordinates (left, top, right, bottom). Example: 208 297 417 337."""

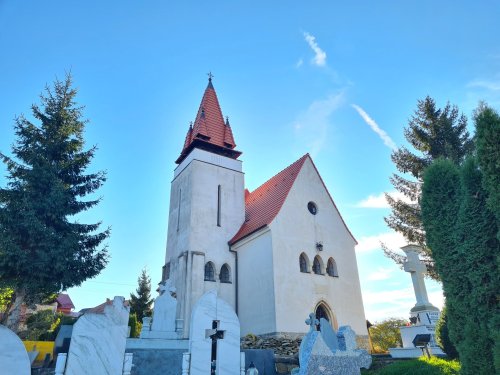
188 290 240 375
151 279 177 333
65 296 130 375
0 325 31 375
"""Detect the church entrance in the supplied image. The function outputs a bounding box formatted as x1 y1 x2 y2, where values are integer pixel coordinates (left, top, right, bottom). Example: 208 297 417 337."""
315 302 336 331
315 304 329 323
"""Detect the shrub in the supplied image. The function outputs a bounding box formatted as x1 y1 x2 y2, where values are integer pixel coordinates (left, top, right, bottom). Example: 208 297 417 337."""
435 306 458 359
369 318 406 353
366 356 460 375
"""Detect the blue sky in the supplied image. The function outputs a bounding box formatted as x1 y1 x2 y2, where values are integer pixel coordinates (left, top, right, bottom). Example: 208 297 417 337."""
1 1 499 322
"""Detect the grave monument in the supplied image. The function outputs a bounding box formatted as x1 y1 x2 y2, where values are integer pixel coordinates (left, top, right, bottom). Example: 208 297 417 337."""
389 244 444 358
291 313 371 375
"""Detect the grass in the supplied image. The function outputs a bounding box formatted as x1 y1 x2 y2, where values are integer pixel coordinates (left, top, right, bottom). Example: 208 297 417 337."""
362 356 461 375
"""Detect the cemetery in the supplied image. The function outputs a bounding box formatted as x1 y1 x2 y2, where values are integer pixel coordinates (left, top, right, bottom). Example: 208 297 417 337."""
1 76 483 375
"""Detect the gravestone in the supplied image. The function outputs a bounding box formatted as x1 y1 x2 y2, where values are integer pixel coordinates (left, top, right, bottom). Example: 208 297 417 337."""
292 314 371 375
319 318 338 352
243 349 276 375
389 245 444 358
54 324 73 358
187 290 241 375
0 325 31 375
141 279 180 339
65 296 130 375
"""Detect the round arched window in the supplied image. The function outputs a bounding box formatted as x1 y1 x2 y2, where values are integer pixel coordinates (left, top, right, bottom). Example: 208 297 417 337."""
308 201 318 215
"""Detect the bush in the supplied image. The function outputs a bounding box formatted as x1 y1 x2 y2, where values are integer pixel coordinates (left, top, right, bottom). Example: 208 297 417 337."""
26 309 60 341
128 313 141 338
364 357 460 375
369 318 406 353
435 306 459 359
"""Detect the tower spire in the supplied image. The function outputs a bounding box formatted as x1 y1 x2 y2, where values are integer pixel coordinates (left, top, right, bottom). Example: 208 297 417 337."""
176 75 241 164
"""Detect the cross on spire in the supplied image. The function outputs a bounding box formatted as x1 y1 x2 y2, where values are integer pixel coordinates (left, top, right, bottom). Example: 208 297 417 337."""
207 71 214 81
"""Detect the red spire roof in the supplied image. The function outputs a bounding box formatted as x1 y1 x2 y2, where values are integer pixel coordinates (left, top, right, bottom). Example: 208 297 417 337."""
176 78 241 164
229 154 309 245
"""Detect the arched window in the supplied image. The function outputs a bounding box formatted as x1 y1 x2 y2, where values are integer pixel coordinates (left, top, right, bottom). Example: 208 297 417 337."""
220 264 231 283
299 253 309 273
327 258 338 277
204 262 215 281
162 262 171 281
313 256 323 275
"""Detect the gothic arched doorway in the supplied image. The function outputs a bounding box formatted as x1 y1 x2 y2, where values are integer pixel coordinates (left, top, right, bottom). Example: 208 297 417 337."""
314 302 337 331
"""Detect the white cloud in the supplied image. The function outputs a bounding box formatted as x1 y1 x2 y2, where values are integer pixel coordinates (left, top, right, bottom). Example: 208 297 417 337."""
467 79 500 91
295 58 304 68
356 191 414 209
351 104 397 150
292 92 344 157
367 267 394 281
303 32 327 67
356 231 406 253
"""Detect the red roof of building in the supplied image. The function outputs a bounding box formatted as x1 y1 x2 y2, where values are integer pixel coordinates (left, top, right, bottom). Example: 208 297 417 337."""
56 293 75 310
229 154 308 245
229 154 357 245
176 78 241 164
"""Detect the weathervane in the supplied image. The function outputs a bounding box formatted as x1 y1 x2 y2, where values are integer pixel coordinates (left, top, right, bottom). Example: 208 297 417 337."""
207 71 214 81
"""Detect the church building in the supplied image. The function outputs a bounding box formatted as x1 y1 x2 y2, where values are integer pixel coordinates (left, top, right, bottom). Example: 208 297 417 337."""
162 77 369 346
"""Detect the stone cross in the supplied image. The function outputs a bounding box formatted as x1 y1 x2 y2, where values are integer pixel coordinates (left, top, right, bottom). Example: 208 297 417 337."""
402 245 430 306
305 313 319 333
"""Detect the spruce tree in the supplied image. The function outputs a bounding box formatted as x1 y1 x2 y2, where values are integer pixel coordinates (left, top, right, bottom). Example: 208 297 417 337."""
384 96 473 280
129 268 153 322
0 75 109 331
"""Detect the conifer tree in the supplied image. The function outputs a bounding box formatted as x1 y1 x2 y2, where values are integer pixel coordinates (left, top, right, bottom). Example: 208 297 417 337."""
422 156 499 374
129 268 153 322
384 96 473 280
0 75 109 331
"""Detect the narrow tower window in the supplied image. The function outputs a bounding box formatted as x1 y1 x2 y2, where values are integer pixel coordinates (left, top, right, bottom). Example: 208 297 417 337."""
217 185 221 227
177 189 182 231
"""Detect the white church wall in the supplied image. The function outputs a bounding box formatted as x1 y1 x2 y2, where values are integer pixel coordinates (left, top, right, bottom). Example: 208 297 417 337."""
269 158 368 337
164 150 245 337
233 229 277 336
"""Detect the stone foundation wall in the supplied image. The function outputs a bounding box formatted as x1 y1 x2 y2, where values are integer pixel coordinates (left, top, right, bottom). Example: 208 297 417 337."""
356 334 371 351
241 333 303 356
241 333 371 356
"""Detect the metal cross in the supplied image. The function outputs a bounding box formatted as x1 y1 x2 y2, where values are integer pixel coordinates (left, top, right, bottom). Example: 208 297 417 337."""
207 71 214 81
206 320 225 375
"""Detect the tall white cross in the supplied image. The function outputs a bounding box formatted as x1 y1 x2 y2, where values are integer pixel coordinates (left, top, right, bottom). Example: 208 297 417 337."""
402 245 430 306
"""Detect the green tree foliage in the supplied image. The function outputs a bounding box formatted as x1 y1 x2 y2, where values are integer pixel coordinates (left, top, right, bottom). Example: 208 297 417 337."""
368 318 407 353
474 104 500 370
435 305 458 359
129 268 153 322
25 309 60 341
384 97 473 280
0 75 109 331
128 312 142 338
474 104 500 231
422 156 498 374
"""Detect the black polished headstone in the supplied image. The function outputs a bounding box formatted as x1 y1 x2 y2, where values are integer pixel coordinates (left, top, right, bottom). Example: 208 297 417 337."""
243 349 277 375
54 325 73 358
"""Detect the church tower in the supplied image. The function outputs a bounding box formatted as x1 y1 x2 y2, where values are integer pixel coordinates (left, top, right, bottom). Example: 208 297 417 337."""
162 77 245 338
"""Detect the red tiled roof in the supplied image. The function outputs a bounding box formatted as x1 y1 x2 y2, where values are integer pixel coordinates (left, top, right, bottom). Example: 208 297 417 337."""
56 293 74 310
229 154 357 245
176 78 241 164
229 154 309 245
